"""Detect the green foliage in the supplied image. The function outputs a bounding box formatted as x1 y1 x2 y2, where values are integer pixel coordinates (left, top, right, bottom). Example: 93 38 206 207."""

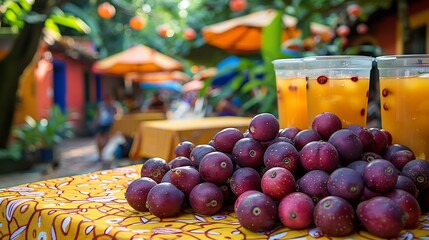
13 105 74 150
1 0 90 35
0 141 22 161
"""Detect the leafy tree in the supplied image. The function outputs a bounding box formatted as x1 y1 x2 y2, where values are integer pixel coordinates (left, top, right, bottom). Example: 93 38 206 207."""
0 0 88 148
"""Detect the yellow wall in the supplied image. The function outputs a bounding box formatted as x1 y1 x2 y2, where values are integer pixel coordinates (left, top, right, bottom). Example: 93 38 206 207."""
14 60 38 124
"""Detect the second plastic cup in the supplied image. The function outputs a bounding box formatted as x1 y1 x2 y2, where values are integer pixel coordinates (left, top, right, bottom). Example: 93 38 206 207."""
303 55 373 127
377 54 429 160
272 58 308 130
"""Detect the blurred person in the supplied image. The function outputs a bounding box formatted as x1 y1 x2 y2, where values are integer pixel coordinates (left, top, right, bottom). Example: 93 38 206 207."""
216 96 240 116
147 92 167 112
95 95 123 162
123 94 140 113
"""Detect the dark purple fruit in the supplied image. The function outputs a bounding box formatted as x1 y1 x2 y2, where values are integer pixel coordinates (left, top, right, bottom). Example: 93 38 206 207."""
368 128 388 155
261 167 296 201
229 167 261 196
347 125 374 152
363 159 398 193
248 113 279 142
328 129 363 165
346 160 367 176
327 167 364 202
141 157 170 183
189 144 216 168
168 156 193 169
220 184 236 206
278 192 314 230
383 143 412 161
208 139 215 148
199 151 234 185
311 112 342 140
189 182 224 215
174 141 195 158
161 170 172 183
395 175 418 198
232 138 265 168
213 128 244 153
266 137 294 147
385 189 421 228
146 182 185 218
263 142 300 174
278 127 301 141
170 166 201 196
314 196 356 237
360 186 382 201
125 177 157 212
234 190 260 212
380 128 393 146
361 152 382 162
402 159 429 191
357 196 407 238
293 129 322 150
235 191 278 232
297 170 329 204
389 150 415 170
300 141 339 173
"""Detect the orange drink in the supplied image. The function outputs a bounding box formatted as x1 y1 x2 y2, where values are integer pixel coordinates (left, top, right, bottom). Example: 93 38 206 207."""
303 56 373 128
272 59 308 129
377 55 429 160
306 76 370 127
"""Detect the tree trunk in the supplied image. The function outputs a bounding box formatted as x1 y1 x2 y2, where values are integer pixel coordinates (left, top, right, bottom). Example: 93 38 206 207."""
398 0 411 53
0 0 55 148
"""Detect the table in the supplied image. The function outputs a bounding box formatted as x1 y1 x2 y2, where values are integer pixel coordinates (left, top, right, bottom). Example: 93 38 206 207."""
111 112 166 137
129 117 252 161
1 164 428 239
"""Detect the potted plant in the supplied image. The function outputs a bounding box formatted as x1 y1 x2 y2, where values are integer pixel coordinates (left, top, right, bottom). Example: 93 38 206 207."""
13 105 74 166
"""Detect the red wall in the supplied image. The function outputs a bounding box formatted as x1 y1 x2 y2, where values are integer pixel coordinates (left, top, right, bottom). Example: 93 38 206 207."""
66 59 85 127
371 14 397 54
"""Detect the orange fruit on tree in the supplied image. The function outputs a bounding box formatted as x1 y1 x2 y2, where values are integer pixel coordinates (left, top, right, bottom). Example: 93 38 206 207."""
356 23 368 34
336 25 350 37
158 25 170 37
229 0 247 12
129 16 146 30
347 4 362 17
98 2 116 19
183 28 196 40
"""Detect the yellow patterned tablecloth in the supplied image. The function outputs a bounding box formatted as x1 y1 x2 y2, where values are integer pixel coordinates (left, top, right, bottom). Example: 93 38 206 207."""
1 164 428 240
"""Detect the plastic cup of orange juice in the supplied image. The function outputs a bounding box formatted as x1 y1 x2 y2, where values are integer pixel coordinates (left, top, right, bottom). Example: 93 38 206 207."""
303 55 373 128
272 58 308 130
376 54 429 160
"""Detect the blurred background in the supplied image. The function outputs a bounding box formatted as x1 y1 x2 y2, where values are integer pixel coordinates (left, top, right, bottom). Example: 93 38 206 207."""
0 0 427 186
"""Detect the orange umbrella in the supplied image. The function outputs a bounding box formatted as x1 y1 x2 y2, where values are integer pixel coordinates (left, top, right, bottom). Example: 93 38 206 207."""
202 9 333 54
124 71 191 83
92 45 183 75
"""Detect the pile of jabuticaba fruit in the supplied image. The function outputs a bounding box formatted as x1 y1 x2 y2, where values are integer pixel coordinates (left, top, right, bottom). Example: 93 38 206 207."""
125 112 429 238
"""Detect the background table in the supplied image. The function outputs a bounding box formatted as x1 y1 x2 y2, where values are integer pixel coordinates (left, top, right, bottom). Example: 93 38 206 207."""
129 116 251 161
111 111 166 138
1 164 428 239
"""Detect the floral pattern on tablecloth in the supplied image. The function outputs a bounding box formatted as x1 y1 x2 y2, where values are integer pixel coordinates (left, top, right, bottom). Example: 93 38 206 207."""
1 164 428 240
